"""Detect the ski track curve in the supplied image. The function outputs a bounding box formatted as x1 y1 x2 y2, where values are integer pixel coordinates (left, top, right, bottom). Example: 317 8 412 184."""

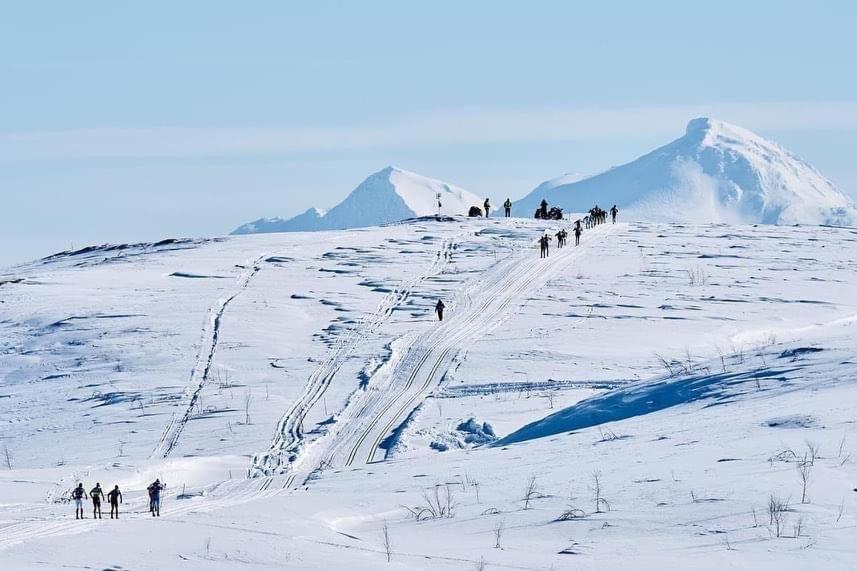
344 226 613 467
150 253 267 459
249 235 461 477
287 223 615 486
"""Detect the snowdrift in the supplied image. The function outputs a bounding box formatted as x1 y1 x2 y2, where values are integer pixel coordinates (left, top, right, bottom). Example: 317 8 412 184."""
515 117 857 225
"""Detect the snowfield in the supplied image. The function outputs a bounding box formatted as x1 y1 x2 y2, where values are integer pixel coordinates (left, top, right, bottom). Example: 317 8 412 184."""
1 216 856 570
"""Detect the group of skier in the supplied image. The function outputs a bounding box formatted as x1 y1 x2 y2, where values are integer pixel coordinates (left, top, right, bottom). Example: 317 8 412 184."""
70 478 164 520
436 199 620 318
480 197 514 218
583 204 619 228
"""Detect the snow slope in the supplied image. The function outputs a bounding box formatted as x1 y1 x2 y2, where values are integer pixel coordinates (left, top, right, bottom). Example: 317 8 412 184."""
515 118 857 225
2 218 857 570
232 167 483 234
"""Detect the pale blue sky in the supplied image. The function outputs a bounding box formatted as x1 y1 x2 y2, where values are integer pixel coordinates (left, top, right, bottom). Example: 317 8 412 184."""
2 1 856 267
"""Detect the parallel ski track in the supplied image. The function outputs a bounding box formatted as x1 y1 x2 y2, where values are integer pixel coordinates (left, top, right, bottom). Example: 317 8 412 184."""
150 254 267 459
250 235 461 478
309 224 614 477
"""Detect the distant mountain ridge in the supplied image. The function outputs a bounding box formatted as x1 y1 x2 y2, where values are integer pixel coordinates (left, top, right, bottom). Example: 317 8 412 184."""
232 167 481 235
515 117 857 225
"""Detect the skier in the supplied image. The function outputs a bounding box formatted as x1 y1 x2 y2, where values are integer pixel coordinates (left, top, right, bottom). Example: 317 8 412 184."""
107 485 123 519
539 234 550 258
574 224 582 246
555 229 564 248
71 483 88 519
610 204 619 223
483 198 491 218
90 482 105 519
147 479 164 517
435 299 445 321
503 197 512 218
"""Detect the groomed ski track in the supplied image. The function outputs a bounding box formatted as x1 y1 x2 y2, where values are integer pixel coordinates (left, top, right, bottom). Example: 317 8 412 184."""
249 236 461 477
272 223 616 487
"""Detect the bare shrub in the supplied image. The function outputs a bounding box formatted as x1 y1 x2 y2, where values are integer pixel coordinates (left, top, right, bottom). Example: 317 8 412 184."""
404 485 456 520
793 516 804 538
243 390 253 425
805 440 820 465
768 494 788 538
768 447 798 465
592 470 610 513
382 521 392 563
544 391 556 409
797 459 812 504
686 266 709 286
654 352 677 377
556 507 587 521
493 519 504 549
522 476 542 510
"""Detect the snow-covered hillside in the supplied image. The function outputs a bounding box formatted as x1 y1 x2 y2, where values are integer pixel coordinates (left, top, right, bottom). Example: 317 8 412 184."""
2 218 856 570
233 166 483 234
515 118 857 225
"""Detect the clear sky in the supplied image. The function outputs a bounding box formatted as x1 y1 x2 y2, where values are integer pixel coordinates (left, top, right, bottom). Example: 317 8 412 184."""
2 1 856 268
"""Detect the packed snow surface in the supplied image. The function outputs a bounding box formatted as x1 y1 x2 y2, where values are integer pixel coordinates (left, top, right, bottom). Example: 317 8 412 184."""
1 217 857 570
515 118 857 225
233 167 482 234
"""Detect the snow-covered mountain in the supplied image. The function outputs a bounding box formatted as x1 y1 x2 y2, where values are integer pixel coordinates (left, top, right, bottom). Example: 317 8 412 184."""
233 166 482 234
515 117 857 225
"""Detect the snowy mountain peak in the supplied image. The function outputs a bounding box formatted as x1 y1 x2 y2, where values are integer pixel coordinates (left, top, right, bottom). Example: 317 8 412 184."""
232 167 482 235
516 118 856 225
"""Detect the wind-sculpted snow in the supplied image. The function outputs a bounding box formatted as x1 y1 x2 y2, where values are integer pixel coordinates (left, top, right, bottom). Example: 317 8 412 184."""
232 166 482 234
496 358 817 445
516 118 857 226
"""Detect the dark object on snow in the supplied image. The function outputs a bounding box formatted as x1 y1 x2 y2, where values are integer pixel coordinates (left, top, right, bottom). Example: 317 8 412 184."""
468 206 484 217
435 299 446 321
535 207 563 220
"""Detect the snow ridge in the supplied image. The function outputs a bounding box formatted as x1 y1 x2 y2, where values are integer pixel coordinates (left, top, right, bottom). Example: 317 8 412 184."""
232 167 482 234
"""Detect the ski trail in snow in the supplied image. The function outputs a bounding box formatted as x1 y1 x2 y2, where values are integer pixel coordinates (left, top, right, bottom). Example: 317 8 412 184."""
250 236 461 477
285 224 615 485
347 227 613 467
150 254 267 459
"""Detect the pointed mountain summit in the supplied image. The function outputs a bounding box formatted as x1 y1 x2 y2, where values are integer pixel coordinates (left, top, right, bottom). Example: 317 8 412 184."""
515 118 856 225
232 167 482 234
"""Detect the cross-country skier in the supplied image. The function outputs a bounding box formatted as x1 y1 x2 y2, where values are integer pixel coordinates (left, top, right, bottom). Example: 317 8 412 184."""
90 483 105 519
435 299 446 321
107 485 123 519
147 479 164 517
610 204 618 223
72 483 88 519
503 197 512 217
574 224 582 246
539 233 551 258
483 198 491 218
